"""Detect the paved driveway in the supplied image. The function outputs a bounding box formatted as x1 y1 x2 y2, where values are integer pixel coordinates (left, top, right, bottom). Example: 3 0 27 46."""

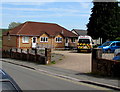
51 50 91 73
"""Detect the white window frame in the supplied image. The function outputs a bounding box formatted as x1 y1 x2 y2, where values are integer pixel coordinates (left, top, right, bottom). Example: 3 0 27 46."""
55 37 62 43
40 37 48 42
22 36 29 43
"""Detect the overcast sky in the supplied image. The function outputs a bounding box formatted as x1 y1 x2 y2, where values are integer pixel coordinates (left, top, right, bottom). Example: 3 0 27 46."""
0 0 119 30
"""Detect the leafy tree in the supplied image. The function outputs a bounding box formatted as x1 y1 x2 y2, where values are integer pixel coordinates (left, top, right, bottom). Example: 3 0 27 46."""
87 0 120 43
115 37 120 41
8 22 22 29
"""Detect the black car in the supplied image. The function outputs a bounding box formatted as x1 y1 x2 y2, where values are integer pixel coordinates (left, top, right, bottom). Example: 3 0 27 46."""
0 69 22 92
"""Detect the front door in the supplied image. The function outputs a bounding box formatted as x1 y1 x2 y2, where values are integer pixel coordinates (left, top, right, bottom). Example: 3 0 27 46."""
65 38 69 47
32 37 37 48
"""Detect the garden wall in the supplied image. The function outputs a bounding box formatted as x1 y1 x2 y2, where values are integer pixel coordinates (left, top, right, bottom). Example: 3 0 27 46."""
2 48 51 64
92 48 120 77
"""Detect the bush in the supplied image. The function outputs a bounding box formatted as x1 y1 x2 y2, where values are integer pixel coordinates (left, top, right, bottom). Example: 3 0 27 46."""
93 45 99 48
51 60 56 64
115 37 120 41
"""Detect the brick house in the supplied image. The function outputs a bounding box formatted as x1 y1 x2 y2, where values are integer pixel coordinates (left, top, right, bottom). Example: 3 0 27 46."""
3 21 77 50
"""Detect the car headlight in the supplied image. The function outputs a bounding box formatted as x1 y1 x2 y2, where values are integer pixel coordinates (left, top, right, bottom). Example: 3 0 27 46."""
103 46 109 49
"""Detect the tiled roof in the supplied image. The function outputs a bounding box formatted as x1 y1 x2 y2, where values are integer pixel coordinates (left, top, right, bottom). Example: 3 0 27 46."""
4 21 77 37
72 29 87 36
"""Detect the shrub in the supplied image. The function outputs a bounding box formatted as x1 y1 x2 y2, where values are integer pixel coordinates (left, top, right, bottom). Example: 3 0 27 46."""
93 45 98 48
51 61 56 64
115 37 120 41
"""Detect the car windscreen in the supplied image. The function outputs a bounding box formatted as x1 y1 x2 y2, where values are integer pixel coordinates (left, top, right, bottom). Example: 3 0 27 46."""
78 39 90 44
102 42 112 46
0 81 18 92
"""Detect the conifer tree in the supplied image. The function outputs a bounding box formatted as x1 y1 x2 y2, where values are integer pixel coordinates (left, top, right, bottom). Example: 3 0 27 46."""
87 0 120 42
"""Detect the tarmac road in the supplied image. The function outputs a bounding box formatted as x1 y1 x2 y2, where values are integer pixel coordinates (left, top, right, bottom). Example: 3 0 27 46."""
2 61 109 91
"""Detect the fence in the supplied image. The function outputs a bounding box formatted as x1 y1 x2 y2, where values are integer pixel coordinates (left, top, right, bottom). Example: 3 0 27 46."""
2 48 51 64
92 48 120 77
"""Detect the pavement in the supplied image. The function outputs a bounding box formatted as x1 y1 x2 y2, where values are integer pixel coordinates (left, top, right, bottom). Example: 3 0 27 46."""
1 58 120 91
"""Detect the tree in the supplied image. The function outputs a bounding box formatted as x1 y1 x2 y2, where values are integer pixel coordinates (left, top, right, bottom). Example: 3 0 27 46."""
87 0 120 43
8 22 22 29
115 37 120 41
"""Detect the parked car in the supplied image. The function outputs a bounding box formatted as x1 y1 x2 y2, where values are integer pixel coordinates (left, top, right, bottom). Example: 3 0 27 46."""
0 69 22 92
98 41 120 53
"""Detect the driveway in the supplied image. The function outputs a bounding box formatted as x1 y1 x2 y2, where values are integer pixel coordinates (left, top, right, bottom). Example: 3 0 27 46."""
51 50 91 73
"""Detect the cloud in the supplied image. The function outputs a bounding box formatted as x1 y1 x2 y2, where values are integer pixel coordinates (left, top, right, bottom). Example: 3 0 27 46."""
19 14 90 18
3 13 90 18
1 0 56 3
4 2 48 6
2 0 119 3
80 2 92 8
1 0 92 3
2 7 88 13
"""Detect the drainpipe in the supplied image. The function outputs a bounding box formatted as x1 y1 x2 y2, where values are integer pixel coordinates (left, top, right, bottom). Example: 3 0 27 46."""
51 36 53 50
19 35 20 48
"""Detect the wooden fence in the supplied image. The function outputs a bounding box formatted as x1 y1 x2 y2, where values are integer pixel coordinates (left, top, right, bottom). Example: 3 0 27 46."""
2 48 51 64
92 48 120 77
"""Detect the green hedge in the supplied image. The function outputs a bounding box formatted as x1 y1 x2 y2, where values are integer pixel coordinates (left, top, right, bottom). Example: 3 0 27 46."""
0 40 2 48
115 37 120 41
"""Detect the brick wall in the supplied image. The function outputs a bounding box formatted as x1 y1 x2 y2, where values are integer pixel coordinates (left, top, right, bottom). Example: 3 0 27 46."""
3 33 77 50
92 49 120 77
19 36 32 49
2 48 51 64
3 36 17 50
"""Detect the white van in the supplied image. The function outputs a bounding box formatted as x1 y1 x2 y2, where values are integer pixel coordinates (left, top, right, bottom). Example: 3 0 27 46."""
77 36 94 52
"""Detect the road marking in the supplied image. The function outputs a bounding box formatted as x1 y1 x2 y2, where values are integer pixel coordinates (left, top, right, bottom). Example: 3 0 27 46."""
35 69 111 91
2 61 115 91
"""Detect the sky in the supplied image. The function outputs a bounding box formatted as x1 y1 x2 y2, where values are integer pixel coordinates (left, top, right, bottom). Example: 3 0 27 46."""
0 0 120 30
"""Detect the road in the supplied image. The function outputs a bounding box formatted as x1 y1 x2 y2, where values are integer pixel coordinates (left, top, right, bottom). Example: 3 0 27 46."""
2 61 109 90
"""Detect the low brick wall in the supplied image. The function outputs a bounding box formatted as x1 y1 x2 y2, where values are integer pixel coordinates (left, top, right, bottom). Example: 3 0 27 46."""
2 48 51 64
92 49 120 77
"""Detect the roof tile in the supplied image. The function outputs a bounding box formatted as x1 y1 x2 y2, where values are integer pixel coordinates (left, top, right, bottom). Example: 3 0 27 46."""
4 21 77 37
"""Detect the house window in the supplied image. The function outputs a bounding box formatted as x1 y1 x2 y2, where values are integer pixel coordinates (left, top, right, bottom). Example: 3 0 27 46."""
56 37 62 43
71 38 76 43
40 37 48 42
22 37 29 43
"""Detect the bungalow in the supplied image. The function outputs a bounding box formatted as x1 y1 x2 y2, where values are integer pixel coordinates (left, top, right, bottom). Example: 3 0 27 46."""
3 21 78 50
71 29 88 36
